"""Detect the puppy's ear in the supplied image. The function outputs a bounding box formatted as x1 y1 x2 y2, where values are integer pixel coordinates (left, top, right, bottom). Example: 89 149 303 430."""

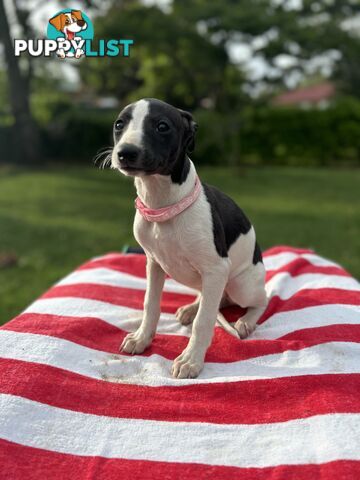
49 13 65 32
178 109 198 154
71 10 83 20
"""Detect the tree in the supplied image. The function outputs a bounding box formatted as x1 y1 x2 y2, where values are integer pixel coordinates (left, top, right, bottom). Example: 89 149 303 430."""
79 2 244 111
172 0 360 98
0 0 40 163
78 1 249 167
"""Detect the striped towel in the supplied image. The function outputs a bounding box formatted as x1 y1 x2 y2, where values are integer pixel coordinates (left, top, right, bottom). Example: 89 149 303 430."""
0 246 360 479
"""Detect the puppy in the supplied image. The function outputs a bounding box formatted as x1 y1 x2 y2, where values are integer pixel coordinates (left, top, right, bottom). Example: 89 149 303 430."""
111 98 268 379
49 10 87 58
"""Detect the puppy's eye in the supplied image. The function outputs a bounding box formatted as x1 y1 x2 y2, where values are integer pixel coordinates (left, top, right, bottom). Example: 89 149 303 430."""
115 119 124 131
157 121 170 133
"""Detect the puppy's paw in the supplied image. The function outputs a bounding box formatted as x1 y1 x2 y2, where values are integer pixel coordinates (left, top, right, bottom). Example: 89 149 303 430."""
75 49 84 58
120 329 152 355
171 349 204 379
234 319 256 339
175 303 198 325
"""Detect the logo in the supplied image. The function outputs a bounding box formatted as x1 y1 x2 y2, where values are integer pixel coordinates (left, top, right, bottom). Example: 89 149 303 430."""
47 9 93 59
14 9 134 59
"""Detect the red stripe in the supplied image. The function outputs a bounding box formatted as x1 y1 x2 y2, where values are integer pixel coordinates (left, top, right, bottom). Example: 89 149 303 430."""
279 324 360 342
263 246 313 256
1 358 360 424
1 438 359 480
260 289 360 323
41 284 195 313
41 279 360 317
222 289 360 326
78 253 148 277
77 247 321 279
266 258 349 281
5 313 360 363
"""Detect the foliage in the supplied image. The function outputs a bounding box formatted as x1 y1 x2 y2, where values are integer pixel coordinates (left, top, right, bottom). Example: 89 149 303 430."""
79 3 244 110
173 0 360 97
2 0 360 166
238 98 360 166
16 96 360 167
193 99 360 166
0 71 10 117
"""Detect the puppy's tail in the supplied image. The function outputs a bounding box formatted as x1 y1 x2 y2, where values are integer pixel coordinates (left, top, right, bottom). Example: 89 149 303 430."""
216 312 240 339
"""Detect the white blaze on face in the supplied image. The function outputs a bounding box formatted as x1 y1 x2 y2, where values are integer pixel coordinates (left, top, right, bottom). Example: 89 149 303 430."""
117 99 149 150
65 13 82 33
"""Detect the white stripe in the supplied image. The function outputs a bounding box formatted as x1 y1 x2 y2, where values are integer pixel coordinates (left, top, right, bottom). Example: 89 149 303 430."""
252 304 360 340
266 272 359 300
0 393 359 467
24 296 360 341
57 267 359 301
57 267 198 295
24 297 191 337
1 330 360 387
263 252 342 270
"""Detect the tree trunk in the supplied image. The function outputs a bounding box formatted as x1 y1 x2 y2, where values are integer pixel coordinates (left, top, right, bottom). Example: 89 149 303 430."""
0 0 41 164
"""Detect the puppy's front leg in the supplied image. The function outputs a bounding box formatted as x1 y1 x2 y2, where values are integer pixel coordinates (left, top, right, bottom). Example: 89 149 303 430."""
172 262 230 379
120 257 165 354
56 48 65 58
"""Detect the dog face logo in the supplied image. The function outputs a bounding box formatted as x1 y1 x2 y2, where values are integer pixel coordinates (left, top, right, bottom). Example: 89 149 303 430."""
15 11 133 59
47 9 94 59
49 10 87 41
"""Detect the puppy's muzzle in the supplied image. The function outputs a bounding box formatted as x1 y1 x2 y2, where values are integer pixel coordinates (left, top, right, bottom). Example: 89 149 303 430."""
117 144 141 169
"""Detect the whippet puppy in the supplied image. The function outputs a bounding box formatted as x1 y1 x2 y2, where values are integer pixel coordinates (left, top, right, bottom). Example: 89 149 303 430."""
110 98 268 378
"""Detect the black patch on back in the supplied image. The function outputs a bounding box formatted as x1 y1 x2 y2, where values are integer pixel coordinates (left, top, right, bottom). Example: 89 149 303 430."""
202 183 252 258
252 241 263 265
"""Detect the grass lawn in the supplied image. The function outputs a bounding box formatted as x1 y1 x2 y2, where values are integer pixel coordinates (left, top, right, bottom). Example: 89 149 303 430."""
0 163 359 325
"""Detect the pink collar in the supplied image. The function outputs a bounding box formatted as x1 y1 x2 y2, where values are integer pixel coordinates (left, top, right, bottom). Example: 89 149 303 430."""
135 176 201 222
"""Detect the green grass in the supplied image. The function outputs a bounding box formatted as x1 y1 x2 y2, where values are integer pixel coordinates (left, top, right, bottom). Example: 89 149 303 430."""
0 163 359 324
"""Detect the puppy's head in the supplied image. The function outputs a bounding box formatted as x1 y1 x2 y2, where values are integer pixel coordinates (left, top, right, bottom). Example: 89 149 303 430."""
49 10 86 36
67 10 87 32
111 98 197 181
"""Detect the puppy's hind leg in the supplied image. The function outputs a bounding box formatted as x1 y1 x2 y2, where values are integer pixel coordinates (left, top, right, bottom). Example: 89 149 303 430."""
175 295 200 325
176 294 230 326
234 304 267 339
226 263 268 339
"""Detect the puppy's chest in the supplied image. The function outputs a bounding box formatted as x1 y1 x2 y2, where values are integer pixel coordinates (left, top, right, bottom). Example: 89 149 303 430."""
134 215 201 288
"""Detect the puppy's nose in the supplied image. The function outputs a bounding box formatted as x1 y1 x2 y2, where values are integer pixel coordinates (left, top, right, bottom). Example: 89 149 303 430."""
117 144 140 163
77 19 85 27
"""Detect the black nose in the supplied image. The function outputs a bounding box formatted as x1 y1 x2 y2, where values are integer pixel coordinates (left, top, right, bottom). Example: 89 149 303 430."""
117 144 140 163
77 19 85 27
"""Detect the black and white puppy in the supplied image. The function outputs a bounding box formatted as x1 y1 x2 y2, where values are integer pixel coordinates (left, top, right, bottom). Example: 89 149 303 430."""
111 98 268 379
